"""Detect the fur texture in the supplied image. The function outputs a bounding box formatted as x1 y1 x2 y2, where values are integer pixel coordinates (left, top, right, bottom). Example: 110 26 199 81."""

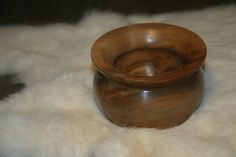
0 5 236 157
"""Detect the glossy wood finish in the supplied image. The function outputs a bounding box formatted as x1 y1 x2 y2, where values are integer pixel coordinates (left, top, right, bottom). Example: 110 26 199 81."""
91 23 207 128
94 70 203 128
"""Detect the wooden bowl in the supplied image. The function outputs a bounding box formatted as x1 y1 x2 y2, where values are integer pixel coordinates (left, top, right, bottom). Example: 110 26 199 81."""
91 23 207 129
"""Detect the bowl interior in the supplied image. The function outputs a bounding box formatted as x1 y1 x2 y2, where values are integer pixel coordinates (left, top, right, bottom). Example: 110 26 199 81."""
114 48 183 77
91 23 206 87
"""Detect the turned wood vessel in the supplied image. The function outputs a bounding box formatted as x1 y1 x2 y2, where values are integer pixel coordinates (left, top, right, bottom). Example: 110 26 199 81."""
91 23 207 129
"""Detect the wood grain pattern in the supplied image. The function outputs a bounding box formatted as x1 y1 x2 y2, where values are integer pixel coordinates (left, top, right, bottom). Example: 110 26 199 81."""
91 23 206 128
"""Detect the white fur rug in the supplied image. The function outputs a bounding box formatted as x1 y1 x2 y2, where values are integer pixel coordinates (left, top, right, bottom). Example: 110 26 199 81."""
0 5 236 157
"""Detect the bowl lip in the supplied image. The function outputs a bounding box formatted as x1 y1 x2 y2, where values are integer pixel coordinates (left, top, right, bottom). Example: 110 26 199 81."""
91 23 207 87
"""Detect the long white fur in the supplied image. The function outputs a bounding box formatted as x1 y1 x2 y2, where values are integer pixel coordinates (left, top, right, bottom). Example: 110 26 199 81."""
0 5 236 157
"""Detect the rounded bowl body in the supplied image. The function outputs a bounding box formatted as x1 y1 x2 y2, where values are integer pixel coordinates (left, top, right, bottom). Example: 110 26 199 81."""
94 69 204 129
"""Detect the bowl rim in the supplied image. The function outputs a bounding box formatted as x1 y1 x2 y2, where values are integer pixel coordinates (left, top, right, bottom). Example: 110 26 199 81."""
91 23 207 88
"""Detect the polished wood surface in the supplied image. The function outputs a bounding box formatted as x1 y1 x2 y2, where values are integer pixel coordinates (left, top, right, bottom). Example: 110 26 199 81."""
91 23 207 128
94 70 203 128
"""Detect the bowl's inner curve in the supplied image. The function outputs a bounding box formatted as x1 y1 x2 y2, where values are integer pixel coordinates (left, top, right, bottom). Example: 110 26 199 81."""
114 48 184 77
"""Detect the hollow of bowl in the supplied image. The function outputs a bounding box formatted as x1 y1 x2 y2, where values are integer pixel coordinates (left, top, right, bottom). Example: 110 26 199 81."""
91 23 206 88
91 23 207 129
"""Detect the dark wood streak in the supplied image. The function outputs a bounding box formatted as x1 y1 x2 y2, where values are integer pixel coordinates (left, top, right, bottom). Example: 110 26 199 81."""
91 23 206 129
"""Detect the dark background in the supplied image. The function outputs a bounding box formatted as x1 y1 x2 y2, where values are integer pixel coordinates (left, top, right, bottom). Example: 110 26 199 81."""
0 0 235 25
